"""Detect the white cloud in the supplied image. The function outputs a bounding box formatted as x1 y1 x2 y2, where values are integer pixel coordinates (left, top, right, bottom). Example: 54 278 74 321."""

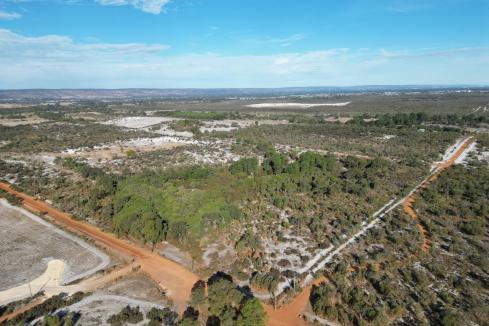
0 29 169 60
0 11 22 20
0 29 487 88
96 0 171 14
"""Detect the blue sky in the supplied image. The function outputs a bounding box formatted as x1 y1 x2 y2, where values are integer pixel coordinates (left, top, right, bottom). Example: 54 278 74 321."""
0 0 488 88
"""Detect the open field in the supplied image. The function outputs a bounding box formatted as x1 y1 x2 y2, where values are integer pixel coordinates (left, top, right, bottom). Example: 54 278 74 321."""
0 115 47 127
51 273 170 325
0 199 109 292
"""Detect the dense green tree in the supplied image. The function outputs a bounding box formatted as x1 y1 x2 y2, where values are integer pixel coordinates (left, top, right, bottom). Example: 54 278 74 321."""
229 158 258 175
236 298 266 326
190 280 206 308
207 277 245 324
262 153 288 175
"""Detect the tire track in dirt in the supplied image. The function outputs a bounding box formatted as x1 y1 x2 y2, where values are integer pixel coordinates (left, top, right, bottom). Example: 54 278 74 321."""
264 277 327 326
402 137 474 253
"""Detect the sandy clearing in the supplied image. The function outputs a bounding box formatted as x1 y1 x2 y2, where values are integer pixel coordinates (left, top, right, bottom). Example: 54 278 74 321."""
0 117 48 126
0 260 64 306
104 116 179 129
246 102 351 109
454 141 477 164
0 199 110 289
58 136 196 163
51 294 169 326
0 183 199 313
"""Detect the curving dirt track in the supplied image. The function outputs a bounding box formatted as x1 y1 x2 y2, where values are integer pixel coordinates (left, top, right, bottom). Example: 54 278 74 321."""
263 136 474 325
0 182 198 314
0 136 474 325
403 137 474 253
0 297 45 324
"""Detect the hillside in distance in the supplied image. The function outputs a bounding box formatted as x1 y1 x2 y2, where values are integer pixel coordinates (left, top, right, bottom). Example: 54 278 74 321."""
0 85 487 102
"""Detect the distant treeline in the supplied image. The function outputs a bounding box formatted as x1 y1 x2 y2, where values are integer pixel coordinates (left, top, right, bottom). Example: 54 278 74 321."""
349 112 489 127
153 110 242 120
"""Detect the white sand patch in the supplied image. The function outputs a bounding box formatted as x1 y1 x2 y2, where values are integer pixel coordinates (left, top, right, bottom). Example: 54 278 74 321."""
184 148 240 165
455 141 477 164
159 242 193 269
200 119 288 133
0 259 65 306
104 116 179 129
121 136 198 147
152 125 194 138
0 116 47 126
202 242 236 268
61 136 197 164
0 199 110 286
246 102 351 109
441 138 467 161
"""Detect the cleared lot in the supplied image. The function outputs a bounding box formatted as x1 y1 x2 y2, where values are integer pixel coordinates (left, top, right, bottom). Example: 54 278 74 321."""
0 200 109 292
46 273 171 326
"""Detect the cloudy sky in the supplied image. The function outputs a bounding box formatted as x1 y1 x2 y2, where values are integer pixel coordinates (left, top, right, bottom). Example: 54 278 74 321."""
0 0 488 88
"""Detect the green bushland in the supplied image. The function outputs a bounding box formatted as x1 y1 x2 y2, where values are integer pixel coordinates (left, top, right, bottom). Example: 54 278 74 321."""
0 121 153 153
187 274 266 326
107 305 143 325
111 167 243 246
310 160 489 326
348 112 489 127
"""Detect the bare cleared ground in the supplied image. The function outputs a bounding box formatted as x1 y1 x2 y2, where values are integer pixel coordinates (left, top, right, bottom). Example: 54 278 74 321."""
0 200 109 291
47 273 170 326
0 116 47 126
103 116 180 129
0 183 198 312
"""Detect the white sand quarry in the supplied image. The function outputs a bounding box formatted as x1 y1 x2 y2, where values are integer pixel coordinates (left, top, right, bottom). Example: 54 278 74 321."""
245 102 351 109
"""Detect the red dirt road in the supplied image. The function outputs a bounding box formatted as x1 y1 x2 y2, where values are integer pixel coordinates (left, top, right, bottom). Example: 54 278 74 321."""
0 137 473 324
264 277 327 326
264 137 474 325
0 182 198 313
403 137 473 253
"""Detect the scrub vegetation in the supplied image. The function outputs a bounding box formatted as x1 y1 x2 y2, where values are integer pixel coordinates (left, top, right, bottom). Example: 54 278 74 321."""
1 91 488 325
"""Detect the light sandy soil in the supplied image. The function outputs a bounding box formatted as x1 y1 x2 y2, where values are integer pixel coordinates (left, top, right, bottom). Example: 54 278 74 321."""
323 116 353 123
246 102 351 109
0 199 109 292
68 112 102 120
200 119 289 133
264 277 327 326
275 144 373 160
0 116 47 126
0 183 199 313
58 136 193 163
47 273 171 325
104 116 179 129
0 104 34 109
0 260 64 306
58 294 167 326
